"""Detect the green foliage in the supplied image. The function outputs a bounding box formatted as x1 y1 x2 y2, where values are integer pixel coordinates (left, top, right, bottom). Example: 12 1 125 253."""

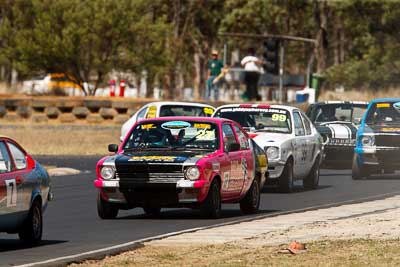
2 0 400 94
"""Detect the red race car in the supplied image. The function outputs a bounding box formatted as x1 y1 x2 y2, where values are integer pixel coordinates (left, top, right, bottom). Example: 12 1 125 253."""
0 136 52 245
95 117 267 218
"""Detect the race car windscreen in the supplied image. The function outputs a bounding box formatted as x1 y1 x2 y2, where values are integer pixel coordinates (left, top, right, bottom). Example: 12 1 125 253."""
365 102 400 125
123 120 219 151
214 107 292 133
159 105 214 117
314 104 367 124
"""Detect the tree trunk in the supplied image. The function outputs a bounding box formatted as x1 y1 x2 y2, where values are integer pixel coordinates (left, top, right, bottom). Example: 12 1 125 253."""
193 52 201 100
314 0 329 74
339 18 345 63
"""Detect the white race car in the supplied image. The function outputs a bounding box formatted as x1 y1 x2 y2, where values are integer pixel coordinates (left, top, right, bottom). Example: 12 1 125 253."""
120 101 215 141
213 104 323 192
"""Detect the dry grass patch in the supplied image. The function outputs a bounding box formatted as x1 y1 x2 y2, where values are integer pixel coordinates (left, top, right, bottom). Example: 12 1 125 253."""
0 125 120 155
319 88 399 102
72 239 400 267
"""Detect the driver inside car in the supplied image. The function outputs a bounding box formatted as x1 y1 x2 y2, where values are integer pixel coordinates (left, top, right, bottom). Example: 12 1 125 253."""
316 106 338 122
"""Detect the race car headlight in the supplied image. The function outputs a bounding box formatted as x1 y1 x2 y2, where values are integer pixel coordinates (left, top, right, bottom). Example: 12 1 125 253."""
100 166 115 180
185 166 200 181
361 136 375 146
265 146 280 160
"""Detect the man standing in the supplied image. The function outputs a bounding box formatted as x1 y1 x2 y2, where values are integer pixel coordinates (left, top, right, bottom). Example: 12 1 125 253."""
241 48 263 101
206 50 224 101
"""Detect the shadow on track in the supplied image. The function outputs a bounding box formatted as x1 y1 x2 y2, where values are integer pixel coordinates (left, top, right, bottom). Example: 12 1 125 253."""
262 185 332 194
117 208 279 220
364 174 400 181
0 239 67 252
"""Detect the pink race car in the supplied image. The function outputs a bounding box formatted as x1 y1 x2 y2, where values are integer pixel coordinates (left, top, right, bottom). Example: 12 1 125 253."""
94 117 267 219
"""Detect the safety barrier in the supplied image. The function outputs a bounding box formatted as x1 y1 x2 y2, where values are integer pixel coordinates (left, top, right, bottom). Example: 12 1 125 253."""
0 95 308 125
0 96 222 124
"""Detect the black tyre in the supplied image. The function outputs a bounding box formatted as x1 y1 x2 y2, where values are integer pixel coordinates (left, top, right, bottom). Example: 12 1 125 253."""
200 180 221 219
278 159 294 193
97 193 119 219
352 155 368 180
18 199 42 246
240 178 260 214
303 158 320 190
143 207 162 217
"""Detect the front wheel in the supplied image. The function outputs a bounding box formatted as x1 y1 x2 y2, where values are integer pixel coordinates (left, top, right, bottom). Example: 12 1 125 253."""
200 180 221 219
18 200 42 246
240 178 260 214
352 155 369 180
278 159 294 193
97 193 119 219
303 158 320 190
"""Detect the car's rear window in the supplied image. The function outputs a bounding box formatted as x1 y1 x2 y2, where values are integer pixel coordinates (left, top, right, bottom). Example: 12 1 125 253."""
159 105 214 117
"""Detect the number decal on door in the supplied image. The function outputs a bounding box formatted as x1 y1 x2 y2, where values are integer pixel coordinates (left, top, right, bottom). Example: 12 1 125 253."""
5 179 17 207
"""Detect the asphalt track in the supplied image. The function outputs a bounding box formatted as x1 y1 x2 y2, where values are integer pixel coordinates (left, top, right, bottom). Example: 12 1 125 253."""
1 155 400 266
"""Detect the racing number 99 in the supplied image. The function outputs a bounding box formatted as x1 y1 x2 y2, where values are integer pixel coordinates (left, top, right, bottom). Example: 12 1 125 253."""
272 114 286 122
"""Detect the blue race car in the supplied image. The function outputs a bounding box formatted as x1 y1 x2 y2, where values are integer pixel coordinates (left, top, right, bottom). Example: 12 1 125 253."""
353 98 400 179
0 136 52 245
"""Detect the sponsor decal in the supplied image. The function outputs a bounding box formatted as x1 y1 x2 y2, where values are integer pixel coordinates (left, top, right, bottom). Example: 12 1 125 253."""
241 158 248 179
161 121 191 130
220 107 287 114
129 156 178 162
193 123 211 129
203 107 214 115
146 105 157 118
377 103 390 108
381 127 400 132
271 114 287 122
141 123 156 129
212 162 220 171
394 102 400 110
5 179 17 207
223 172 230 190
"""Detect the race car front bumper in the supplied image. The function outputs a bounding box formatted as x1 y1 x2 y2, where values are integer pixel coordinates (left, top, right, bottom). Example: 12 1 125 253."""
266 160 286 179
355 146 400 169
94 179 206 205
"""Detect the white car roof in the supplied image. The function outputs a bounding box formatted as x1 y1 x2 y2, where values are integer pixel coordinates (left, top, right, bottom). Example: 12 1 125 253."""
214 103 300 113
316 101 369 105
146 101 214 108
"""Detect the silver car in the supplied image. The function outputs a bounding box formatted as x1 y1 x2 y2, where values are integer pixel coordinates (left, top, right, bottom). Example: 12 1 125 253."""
213 104 323 192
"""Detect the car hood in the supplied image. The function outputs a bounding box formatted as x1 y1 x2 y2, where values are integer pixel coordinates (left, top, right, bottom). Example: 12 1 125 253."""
113 150 214 165
316 122 358 139
363 123 400 135
252 132 291 147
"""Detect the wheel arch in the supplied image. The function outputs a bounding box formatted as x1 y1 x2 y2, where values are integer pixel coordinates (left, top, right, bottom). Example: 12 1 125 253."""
30 191 43 209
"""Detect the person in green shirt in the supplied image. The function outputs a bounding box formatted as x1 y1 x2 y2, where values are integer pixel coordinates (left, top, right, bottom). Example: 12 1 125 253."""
206 50 224 101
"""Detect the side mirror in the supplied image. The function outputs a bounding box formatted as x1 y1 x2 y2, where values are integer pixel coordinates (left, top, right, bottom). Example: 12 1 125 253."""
108 144 119 153
228 143 241 152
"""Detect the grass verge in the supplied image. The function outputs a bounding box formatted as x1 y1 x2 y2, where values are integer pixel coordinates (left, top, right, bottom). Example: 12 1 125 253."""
0 125 120 155
71 239 400 267
319 88 399 102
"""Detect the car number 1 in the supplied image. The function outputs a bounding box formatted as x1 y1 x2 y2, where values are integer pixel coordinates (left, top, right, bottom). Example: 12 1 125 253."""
5 179 17 207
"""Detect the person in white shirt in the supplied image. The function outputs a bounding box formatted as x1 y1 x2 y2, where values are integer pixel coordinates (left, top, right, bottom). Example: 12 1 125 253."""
241 48 264 101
